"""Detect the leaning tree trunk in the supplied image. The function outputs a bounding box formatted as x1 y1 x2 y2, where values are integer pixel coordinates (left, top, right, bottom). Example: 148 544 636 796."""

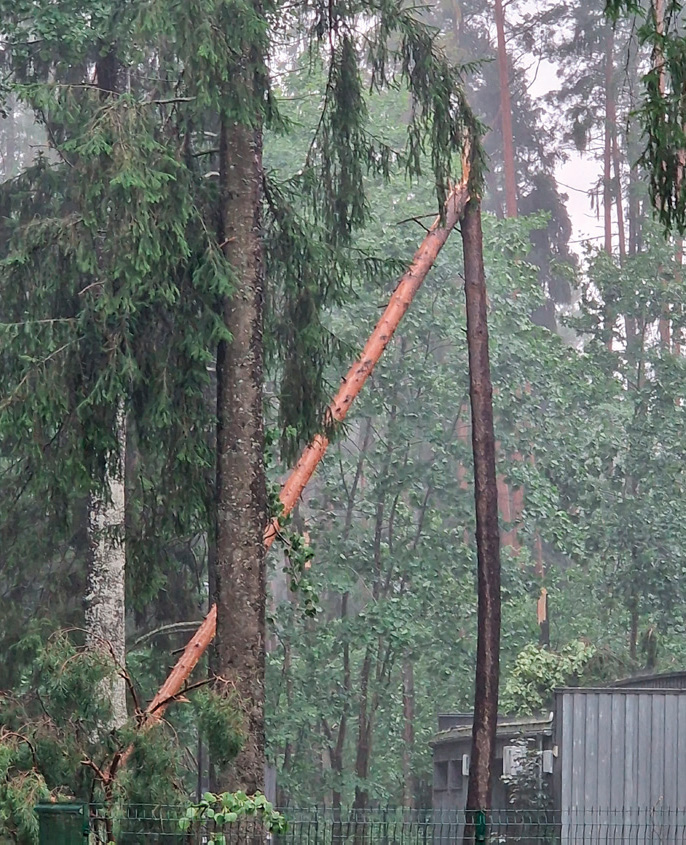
212 113 267 794
127 184 470 769
462 200 501 825
85 403 128 729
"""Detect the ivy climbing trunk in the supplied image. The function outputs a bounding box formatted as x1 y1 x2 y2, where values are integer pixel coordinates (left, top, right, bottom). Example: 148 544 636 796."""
462 199 501 820
85 403 128 729
212 114 267 794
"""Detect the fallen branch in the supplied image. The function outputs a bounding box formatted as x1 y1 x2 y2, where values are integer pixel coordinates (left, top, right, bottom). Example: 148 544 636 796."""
118 176 471 769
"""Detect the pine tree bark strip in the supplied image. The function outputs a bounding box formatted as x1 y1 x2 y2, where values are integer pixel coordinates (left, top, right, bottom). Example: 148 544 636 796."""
135 181 470 741
84 50 128 733
462 199 501 816
212 115 267 793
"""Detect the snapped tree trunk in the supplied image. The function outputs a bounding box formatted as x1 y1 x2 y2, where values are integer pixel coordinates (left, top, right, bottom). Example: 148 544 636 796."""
462 200 501 818
131 183 470 762
212 115 267 794
85 403 128 729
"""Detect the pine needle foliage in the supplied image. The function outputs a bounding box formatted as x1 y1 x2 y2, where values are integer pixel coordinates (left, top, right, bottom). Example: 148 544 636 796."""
605 0 686 234
0 0 482 473
0 632 244 839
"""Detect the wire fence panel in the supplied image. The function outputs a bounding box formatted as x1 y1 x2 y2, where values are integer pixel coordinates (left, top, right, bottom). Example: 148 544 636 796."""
79 806 686 844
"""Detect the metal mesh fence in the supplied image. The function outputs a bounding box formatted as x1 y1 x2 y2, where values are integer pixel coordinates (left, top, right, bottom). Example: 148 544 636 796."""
75 806 686 844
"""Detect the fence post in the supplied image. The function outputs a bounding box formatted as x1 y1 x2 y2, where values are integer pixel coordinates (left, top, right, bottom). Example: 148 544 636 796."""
475 810 487 845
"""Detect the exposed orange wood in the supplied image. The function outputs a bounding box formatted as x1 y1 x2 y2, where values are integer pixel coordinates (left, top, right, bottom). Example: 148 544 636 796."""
132 178 471 743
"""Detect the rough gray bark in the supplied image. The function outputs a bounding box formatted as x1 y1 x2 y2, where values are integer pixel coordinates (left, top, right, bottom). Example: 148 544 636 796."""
212 114 267 794
85 404 128 729
462 200 501 819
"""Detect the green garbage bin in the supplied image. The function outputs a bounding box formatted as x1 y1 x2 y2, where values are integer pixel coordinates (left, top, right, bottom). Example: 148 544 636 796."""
35 803 90 845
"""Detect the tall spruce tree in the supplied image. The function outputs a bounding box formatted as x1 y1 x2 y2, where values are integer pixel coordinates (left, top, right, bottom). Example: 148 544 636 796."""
1 0 481 796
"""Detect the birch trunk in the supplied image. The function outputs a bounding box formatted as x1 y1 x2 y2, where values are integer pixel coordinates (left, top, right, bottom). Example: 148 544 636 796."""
85 404 127 729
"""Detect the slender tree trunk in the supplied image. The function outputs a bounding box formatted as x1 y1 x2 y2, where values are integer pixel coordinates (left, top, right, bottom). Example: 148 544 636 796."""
331 592 350 814
648 0 672 348
610 125 626 260
604 26 614 258
402 657 417 808
494 0 517 217
4 95 16 179
212 114 267 793
354 648 373 815
629 589 639 662
462 200 501 817
85 403 127 729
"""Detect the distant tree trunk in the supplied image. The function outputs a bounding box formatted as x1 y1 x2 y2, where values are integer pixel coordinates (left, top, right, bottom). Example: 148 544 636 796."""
651 0 672 349
331 592 350 814
353 464 387 816
212 112 267 793
604 26 614 258
4 96 16 179
462 200 501 819
494 0 517 218
354 647 373 815
85 403 127 729
610 123 626 261
402 657 417 808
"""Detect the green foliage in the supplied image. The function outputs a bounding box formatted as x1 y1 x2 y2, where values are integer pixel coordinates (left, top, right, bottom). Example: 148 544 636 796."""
0 632 244 839
0 736 48 843
501 737 553 812
604 0 686 233
179 791 287 841
500 641 597 715
193 688 244 768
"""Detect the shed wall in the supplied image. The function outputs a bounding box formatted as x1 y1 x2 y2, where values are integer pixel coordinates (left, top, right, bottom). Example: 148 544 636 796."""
557 689 686 810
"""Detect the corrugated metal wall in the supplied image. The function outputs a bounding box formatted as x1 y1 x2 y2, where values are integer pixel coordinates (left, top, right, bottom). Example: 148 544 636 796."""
556 688 686 810
613 671 686 690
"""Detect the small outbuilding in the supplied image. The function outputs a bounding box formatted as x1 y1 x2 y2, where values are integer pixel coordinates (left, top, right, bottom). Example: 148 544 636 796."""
430 712 554 811
432 672 686 836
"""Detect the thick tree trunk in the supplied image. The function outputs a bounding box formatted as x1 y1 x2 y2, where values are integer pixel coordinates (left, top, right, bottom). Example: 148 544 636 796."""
212 117 267 794
494 0 517 217
461 200 501 818
85 404 127 729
